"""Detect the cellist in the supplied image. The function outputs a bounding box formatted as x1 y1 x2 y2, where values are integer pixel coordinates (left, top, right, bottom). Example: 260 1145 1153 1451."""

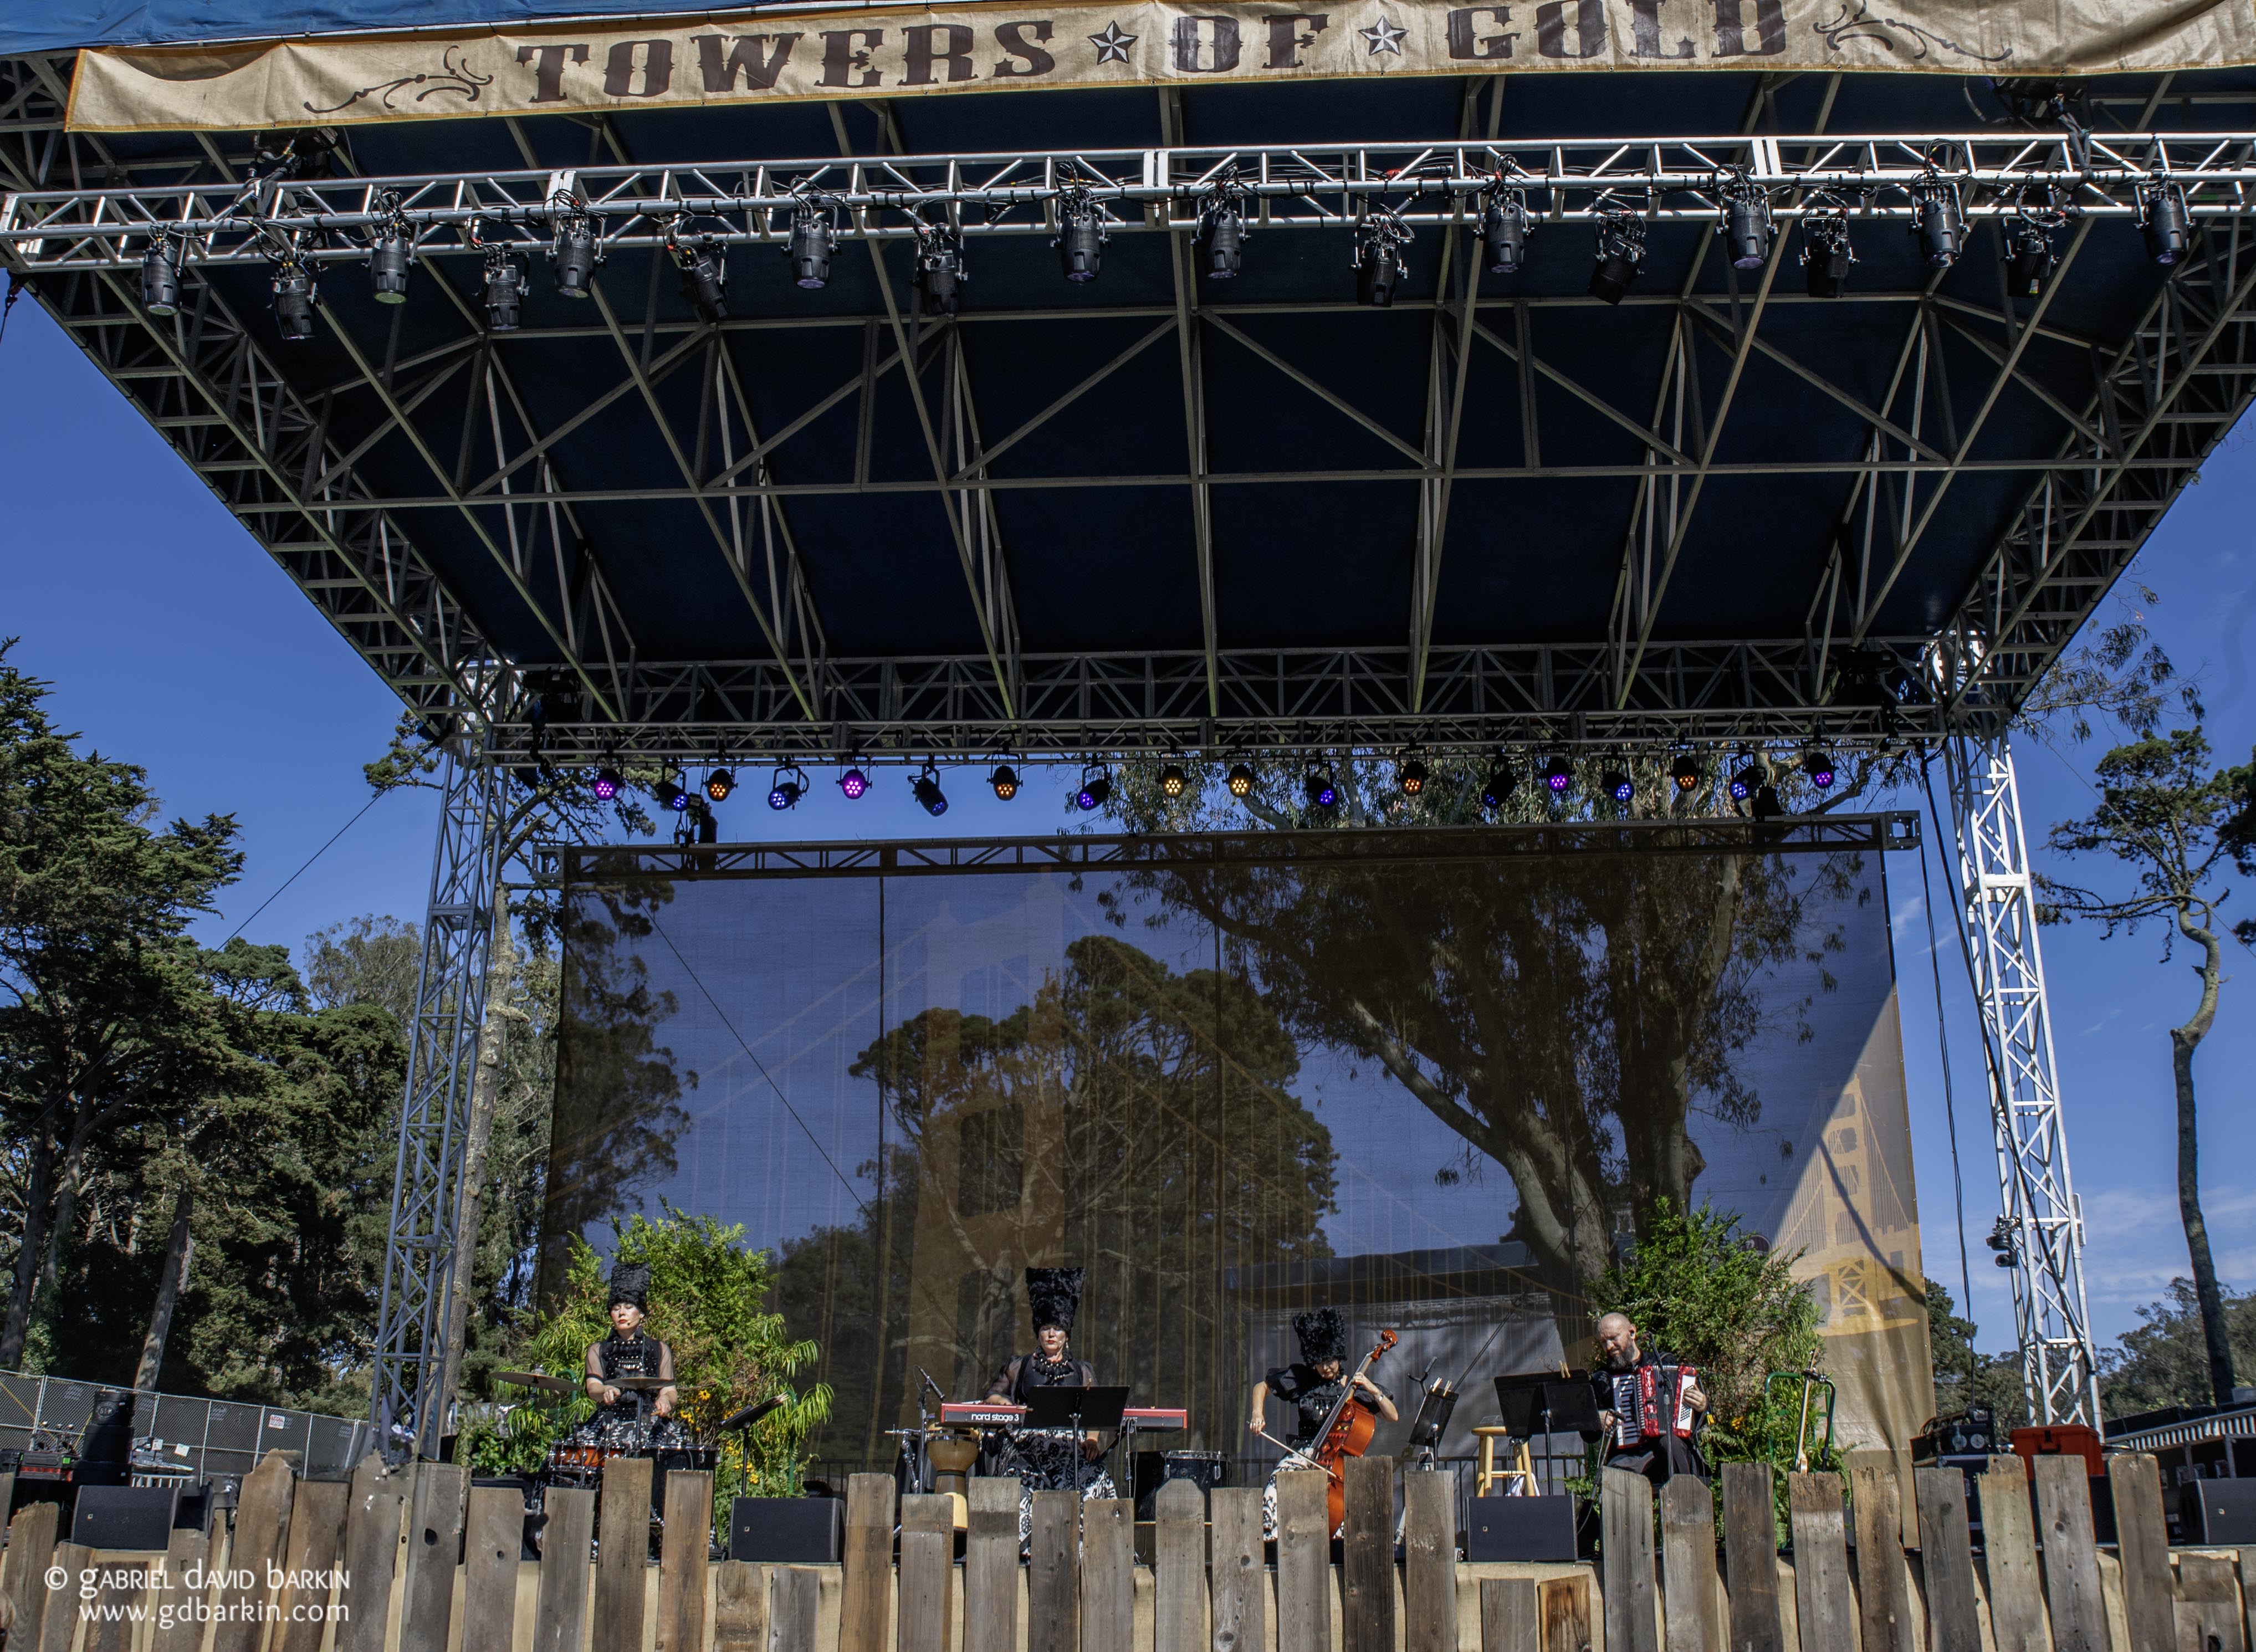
1248 1309 1398 1537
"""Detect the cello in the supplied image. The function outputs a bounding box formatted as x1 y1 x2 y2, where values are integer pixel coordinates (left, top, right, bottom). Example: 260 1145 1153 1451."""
1304 1327 1399 1535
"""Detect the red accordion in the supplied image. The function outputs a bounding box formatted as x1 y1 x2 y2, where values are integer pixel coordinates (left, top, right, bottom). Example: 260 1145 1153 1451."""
1609 1362 1699 1444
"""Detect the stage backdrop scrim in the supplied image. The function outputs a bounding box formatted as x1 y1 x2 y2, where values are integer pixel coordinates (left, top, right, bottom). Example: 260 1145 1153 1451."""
544 822 1928 1476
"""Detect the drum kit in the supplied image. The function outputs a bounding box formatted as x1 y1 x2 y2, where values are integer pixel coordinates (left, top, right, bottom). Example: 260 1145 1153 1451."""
492 1372 714 1496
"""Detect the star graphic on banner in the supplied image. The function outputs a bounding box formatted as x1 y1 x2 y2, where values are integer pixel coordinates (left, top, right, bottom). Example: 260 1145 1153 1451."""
1359 16 1407 53
1088 21 1138 63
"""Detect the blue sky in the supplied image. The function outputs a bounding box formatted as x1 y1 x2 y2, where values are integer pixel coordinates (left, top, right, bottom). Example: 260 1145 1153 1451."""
3 291 2250 1368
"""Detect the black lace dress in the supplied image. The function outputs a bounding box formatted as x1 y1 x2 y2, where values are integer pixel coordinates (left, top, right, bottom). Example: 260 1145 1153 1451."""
987 1348 1119 1542
578 1333 689 1449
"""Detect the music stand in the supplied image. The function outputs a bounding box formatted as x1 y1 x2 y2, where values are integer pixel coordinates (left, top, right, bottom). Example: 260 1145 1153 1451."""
1022 1386 1130 1497
1493 1373 1600 1498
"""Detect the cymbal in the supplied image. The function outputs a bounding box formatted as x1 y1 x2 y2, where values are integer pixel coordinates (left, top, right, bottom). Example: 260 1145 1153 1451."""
494 1371 579 1397
608 1375 676 1390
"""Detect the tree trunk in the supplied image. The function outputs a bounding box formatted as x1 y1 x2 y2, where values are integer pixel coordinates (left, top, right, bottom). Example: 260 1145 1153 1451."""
0 1106 59 1367
135 1184 195 1392
2172 913 2237 1406
435 909 516 1420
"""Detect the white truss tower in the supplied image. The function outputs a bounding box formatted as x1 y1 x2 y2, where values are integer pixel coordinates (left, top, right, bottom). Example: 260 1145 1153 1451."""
1944 733 2100 1425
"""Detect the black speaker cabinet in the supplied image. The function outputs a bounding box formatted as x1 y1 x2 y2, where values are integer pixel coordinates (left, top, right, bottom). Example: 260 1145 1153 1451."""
729 1496 843 1563
72 1484 179 1551
1465 1494 1578 1562
2180 1478 2256 1546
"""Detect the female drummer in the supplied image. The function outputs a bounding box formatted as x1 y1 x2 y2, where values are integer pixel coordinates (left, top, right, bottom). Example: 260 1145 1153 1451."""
986 1267 1115 1547
585 1261 679 1423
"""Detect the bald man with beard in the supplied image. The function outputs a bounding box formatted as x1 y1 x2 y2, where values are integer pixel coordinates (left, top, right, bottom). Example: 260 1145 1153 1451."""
1584 1312 1710 1487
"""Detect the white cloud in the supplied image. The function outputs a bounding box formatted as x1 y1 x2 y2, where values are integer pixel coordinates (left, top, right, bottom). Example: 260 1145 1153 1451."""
2073 1184 2256 1307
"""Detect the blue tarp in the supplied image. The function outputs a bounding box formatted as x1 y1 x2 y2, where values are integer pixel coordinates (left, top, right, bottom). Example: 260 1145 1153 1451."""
1 2 759 57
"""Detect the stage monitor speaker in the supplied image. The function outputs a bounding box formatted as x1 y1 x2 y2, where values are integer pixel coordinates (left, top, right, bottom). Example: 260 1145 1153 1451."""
72 1484 178 1551
2180 1478 2256 1546
729 1496 843 1563
1465 1495 1578 1562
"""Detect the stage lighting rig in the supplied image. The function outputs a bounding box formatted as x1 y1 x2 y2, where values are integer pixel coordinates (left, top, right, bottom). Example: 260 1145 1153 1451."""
654 774 690 812
912 761 949 816
704 766 736 803
1480 761 1517 812
1802 746 1836 789
1304 764 1340 812
270 257 318 341
140 237 181 316
768 766 807 810
1160 763 1188 799
1541 754 1574 794
837 763 870 801
988 764 1020 801
1226 762 1255 798
482 249 524 331
591 766 622 801
788 198 836 289
1355 211 1411 308
1057 185 1106 282
1912 176 1963 267
1203 178 1248 279
1670 752 1703 793
1075 763 1112 811
914 223 965 315
674 233 728 322
551 203 602 298
1601 765 1634 806
1727 756 1766 802
2139 180 2192 265
1398 754 1428 796
367 196 413 304
1588 208 1644 304
1720 175 1770 270
1800 212 1853 298
2004 220 2055 298
1480 184 1529 275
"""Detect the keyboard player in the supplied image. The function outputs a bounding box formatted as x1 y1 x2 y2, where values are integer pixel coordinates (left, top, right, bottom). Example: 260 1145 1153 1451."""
985 1266 1118 1548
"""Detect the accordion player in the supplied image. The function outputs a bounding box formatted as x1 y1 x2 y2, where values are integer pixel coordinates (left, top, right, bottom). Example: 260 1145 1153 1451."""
1584 1312 1709 1486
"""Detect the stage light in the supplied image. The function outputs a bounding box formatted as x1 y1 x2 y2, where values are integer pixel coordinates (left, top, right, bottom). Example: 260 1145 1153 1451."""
1802 214 1853 299
271 260 318 341
1481 188 1528 275
1670 751 1702 793
677 242 728 322
988 764 1020 801
1602 766 1634 805
141 238 181 316
1542 754 1574 794
1057 192 1105 282
767 766 806 811
1304 764 1339 811
1803 746 1836 789
1480 761 1517 812
837 764 870 801
592 766 622 801
1226 762 1255 798
912 762 949 816
2140 181 2191 266
553 212 600 298
369 224 413 305
1914 181 1963 268
704 767 735 803
915 229 965 315
1204 201 1245 280
1589 210 1644 305
1723 188 1769 270
1075 763 1112 811
2005 223 2054 297
1356 220 1407 308
1728 758 1766 802
483 250 523 332
1160 763 1188 798
654 775 690 812
1752 784 1784 821
1398 756 1427 796
789 204 833 289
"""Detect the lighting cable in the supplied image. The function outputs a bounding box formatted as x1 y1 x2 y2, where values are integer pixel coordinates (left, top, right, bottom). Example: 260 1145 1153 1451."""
1913 794 1980 1393
222 789 389 943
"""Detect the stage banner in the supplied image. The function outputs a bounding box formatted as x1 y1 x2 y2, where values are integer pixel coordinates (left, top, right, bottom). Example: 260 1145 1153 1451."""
68 0 2256 132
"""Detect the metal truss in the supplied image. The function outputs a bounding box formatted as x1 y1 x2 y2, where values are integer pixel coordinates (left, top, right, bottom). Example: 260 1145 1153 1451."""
8 130 2256 270
370 749 505 1461
1943 733 2099 1427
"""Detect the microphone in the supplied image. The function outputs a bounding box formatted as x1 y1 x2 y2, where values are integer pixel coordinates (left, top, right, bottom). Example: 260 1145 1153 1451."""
718 1396 784 1432
918 1367 946 1402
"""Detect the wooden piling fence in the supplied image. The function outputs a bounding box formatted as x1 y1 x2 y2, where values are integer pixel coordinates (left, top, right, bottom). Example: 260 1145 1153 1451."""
3 1446 2241 1652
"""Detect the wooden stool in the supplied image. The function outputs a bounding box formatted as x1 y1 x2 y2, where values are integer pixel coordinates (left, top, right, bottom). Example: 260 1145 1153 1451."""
1471 1426 1537 1497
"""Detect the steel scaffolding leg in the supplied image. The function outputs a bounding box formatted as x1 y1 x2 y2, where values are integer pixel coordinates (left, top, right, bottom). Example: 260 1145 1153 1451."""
370 749 504 1460
1943 732 2101 1425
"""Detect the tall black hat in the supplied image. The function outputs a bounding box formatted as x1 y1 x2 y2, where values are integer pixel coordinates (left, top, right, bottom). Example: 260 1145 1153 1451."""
607 1261 650 1310
1293 1308 1349 1365
1025 1267 1085 1334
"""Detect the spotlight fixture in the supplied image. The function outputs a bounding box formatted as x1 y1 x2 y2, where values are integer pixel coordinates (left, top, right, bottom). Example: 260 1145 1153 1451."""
767 766 807 811
988 764 1020 801
552 208 601 298
2004 221 2054 298
1303 764 1340 812
1480 761 1517 812
482 250 524 332
676 238 728 323
1398 755 1428 797
270 259 318 341
1075 763 1112 811
1481 186 1529 275
1727 757 1766 802
368 218 413 305
1588 209 1644 304
1225 761 1255 798
1670 751 1703 793
592 766 622 801
1355 214 1409 308
704 767 736 803
1802 745 1836 789
1601 766 1635 805
1801 212 1854 299
1722 181 1770 270
654 775 690 812
912 761 949 816
1912 179 1963 268
2139 180 2191 266
1203 196 1246 280
837 763 871 801
1541 754 1574 794
788 201 834 289
1057 188 1106 282
140 237 181 316
1160 763 1188 799
914 226 965 315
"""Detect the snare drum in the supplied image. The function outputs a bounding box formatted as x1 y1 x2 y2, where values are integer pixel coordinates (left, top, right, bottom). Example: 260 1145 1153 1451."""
1160 1449 1227 1492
